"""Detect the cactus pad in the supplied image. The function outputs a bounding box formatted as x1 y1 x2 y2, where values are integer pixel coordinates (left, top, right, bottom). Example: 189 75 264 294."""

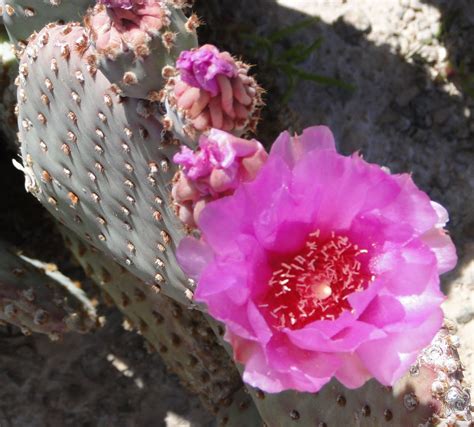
0 240 97 337
84 1 197 100
16 23 194 305
61 226 243 412
0 0 93 48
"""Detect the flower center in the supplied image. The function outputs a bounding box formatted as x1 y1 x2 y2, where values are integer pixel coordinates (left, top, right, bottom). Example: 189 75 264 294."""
258 230 374 330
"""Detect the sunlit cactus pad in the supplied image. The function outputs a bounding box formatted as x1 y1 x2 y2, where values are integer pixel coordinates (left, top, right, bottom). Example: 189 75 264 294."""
0 0 93 46
16 23 194 305
85 0 198 99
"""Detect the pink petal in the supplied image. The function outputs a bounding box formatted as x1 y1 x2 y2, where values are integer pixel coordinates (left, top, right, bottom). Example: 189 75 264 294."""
380 174 438 235
270 126 336 169
285 321 385 352
421 227 457 274
239 342 290 392
197 190 252 254
176 237 214 279
431 201 449 227
356 309 443 385
370 239 438 295
292 151 399 231
358 295 405 328
263 336 342 392
335 353 372 389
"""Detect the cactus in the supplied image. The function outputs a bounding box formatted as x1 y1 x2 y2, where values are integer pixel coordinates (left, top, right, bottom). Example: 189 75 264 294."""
84 0 198 100
0 0 93 49
14 17 264 307
208 319 472 427
163 44 264 143
215 386 262 427
16 22 194 305
7 2 473 426
0 239 97 338
61 226 247 415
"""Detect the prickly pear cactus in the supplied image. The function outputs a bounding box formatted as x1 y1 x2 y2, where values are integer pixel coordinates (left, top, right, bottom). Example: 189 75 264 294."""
16 22 194 306
215 386 262 427
235 323 472 427
61 226 243 411
0 240 97 337
9 4 473 427
163 44 263 143
84 0 198 100
0 0 93 47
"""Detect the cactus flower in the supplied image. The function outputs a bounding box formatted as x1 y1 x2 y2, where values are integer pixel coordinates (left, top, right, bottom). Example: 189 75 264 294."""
176 44 238 96
165 45 263 136
177 126 457 393
172 129 267 227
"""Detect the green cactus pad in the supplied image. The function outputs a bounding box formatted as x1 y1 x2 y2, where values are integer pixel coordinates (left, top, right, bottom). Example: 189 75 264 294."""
0 240 97 337
215 386 262 427
0 0 93 46
17 23 195 306
84 2 197 100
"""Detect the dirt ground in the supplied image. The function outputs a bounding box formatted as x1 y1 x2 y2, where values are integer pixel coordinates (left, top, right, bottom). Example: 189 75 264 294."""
0 0 473 425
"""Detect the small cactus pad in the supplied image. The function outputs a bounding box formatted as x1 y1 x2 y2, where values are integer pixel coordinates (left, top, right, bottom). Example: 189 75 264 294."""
0 240 97 337
84 1 197 100
17 23 195 305
0 0 93 48
240 323 472 426
62 227 243 411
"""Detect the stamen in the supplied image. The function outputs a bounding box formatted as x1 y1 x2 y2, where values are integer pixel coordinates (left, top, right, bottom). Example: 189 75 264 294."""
258 230 374 330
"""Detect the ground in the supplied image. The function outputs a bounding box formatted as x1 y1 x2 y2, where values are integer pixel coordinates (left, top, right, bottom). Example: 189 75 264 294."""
0 0 472 425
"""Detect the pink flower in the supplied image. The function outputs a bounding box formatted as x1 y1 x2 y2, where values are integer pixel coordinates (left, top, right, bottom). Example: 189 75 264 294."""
177 126 457 393
176 45 238 96
172 129 267 227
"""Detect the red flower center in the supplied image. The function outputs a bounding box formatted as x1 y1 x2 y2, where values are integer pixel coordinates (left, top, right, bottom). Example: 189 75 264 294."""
258 230 374 330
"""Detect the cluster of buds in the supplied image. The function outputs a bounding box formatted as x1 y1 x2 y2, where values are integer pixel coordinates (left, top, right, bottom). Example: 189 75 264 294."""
171 129 267 227
163 44 263 140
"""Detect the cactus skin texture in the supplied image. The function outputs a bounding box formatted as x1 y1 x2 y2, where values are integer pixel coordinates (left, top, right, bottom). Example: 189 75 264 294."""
229 322 472 427
16 23 195 306
215 386 262 427
61 226 247 416
84 0 198 100
0 240 97 338
0 0 93 48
